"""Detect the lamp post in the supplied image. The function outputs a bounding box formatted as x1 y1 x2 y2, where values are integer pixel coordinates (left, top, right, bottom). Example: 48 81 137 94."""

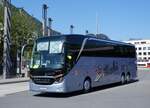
85 30 89 35
48 18 52 36
70 25 74 34
20 38 33 77
42 4 48 36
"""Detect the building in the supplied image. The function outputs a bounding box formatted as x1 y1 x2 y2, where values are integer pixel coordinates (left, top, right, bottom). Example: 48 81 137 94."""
125 39 150 68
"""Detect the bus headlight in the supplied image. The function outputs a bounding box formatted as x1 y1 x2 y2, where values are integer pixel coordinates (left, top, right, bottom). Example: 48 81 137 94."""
55 77 64 84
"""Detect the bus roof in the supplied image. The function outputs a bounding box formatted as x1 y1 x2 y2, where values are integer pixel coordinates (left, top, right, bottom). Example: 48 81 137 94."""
37 34 134 47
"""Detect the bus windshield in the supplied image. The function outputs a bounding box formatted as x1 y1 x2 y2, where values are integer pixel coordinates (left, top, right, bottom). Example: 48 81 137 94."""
30 40 65 69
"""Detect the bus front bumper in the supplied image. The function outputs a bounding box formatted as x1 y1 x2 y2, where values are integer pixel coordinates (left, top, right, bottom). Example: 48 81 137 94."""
29 80 67 93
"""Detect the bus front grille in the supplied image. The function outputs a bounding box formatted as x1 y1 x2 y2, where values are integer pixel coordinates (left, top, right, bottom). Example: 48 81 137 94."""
32 77 55 85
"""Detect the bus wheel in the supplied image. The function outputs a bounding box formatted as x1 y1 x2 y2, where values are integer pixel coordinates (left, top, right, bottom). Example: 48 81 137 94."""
126 73 130 83
83 78 91 93
121 74 125 84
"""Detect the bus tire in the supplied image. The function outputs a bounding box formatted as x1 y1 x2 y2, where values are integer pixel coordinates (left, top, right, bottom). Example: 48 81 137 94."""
83 78 91 93
121 74 125 84
126 73 131 83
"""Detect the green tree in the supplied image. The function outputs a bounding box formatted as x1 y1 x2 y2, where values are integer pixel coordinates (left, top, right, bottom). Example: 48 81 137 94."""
11 8 41 47
0 4 42 68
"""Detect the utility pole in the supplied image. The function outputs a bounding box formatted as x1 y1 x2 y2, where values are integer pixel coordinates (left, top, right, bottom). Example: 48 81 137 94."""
42 4 48 36
96 12 99 38
48 18 52 36
3 0 12 79
70 25 74 34
20 38 32 77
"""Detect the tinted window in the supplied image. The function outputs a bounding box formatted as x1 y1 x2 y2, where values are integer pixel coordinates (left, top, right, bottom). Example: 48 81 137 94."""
82 40 136 58
143 52 147 55
139 47 142 50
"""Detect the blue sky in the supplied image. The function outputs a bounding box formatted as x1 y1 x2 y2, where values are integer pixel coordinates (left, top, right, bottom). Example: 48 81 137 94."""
12 0 150 41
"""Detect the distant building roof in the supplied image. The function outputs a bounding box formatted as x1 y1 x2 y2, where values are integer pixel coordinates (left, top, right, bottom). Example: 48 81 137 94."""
126 39 150 44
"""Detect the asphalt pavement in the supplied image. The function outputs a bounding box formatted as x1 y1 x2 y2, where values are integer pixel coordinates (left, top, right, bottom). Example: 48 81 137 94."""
0 77 29 85
0 69 150 108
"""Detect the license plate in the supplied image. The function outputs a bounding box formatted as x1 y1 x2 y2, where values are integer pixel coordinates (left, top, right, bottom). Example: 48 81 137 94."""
40 87 47 90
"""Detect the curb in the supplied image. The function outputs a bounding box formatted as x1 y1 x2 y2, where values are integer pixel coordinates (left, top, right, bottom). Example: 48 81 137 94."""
0 78 30 85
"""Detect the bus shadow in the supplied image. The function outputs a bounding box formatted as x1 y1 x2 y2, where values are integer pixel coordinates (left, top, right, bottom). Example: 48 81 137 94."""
91 79 138 93
34 80 139 98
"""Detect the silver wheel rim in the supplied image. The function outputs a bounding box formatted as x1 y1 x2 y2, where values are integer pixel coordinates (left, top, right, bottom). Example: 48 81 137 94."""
121 75 125 84
126 74 130 82
84 80 90 91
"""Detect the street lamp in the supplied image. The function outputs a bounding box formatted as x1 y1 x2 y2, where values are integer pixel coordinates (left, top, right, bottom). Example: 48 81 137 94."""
42 4 48 36
20 38 33 77
70 25 74 34
48 18 53 36
85 30 89 35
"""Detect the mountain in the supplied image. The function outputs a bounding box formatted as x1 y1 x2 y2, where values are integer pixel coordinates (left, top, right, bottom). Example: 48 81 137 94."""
0 1 60 37
0 1 61 75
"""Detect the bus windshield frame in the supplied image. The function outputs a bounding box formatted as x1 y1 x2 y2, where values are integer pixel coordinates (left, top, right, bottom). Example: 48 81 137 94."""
30 39 65 69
